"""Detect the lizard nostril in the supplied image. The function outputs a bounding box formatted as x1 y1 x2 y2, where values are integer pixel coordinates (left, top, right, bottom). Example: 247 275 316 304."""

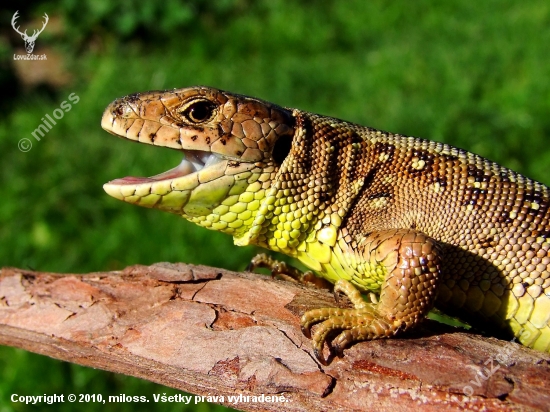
114 104 124 116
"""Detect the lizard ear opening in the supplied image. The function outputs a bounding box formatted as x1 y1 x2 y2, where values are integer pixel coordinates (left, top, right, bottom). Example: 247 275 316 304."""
272 135 292 165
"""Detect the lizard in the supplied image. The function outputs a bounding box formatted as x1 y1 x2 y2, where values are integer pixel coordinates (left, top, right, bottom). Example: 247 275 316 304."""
101 86 550 364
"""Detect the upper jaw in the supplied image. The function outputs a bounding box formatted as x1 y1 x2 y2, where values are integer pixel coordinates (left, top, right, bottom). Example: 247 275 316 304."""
100 86 295 190
104 149 225 186
101 93 230 187
100 95 190 151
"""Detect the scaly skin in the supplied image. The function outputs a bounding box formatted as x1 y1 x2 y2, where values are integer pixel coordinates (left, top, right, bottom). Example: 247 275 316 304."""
101 86 550 364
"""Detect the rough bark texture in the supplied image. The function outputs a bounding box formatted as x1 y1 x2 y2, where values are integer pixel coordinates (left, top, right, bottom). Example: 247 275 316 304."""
0 263 548 411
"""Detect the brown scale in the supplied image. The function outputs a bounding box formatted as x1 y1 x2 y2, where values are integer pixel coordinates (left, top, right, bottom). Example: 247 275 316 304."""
405 149 436 177
293 115 370 219
298 120 550 322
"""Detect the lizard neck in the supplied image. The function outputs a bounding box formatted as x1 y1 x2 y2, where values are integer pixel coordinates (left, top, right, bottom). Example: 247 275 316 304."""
233 111 371 258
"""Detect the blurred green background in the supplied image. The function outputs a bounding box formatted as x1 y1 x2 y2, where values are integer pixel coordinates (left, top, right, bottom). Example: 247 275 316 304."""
1 0 549 411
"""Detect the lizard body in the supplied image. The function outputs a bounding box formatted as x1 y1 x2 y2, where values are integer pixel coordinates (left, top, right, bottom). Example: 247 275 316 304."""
102 86 550 363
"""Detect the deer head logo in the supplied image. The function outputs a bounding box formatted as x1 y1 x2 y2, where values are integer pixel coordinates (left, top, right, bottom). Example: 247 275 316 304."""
11 11 49 54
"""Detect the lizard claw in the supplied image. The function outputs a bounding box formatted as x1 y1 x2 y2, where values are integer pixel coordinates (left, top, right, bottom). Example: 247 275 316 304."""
246 253 269 272
313 347 330 366
300 324 312 339
332 330 354 355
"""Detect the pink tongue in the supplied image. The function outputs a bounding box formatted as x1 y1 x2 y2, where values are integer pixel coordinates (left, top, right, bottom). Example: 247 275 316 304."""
107 176 158 185
106 158 196 185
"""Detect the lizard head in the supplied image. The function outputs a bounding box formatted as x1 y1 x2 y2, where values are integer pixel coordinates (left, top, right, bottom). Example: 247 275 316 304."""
102 86 295 238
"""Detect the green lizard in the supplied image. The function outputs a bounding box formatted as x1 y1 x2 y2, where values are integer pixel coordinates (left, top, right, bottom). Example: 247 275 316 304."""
101 86 550 364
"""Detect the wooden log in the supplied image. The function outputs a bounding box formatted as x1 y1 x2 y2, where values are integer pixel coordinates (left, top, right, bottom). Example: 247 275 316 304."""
0 264 548 411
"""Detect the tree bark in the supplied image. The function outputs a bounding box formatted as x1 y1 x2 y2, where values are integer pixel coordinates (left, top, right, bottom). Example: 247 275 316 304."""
0 263 548 411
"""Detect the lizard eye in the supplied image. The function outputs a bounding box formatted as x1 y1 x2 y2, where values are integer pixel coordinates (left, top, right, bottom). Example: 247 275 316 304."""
180 99 217 124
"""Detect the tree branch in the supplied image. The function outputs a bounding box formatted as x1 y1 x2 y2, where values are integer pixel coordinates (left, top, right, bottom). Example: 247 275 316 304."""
0 264 548 411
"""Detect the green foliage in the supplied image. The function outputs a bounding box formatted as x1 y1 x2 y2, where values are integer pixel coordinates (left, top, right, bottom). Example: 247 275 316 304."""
1 0 550 411
54 0 242 44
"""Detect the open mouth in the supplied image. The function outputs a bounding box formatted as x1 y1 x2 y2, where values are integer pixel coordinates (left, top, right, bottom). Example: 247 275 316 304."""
106 150 225 185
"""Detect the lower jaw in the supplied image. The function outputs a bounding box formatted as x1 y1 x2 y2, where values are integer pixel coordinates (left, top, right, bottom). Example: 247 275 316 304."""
103 160 259 217
103 159 229 205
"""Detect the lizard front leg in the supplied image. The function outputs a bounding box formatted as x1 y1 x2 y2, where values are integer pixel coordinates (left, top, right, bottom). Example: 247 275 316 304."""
247 253 333 289
301 229 442 364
